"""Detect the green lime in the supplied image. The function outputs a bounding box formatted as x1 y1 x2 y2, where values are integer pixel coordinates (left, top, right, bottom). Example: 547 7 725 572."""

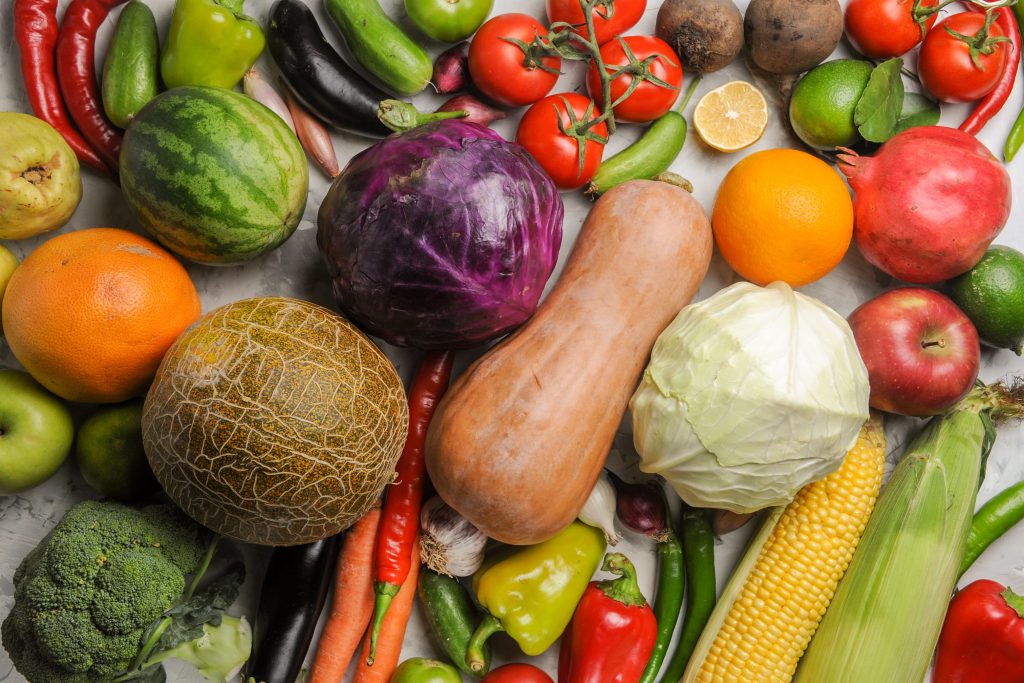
948 245 1024 355
75 399 160 500
789 59 874 150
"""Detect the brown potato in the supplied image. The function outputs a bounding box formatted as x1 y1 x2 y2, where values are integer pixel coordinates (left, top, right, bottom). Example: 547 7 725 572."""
656 0 744 73
744 0 842 74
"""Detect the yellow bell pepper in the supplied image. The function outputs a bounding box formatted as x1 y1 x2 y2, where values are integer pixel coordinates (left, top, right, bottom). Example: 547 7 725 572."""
465 522 606 674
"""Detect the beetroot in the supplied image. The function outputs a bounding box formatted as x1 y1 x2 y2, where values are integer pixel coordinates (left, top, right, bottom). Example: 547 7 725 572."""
838 126 1011 284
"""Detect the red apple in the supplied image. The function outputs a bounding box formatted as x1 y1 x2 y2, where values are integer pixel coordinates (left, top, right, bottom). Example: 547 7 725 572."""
848 288 980 417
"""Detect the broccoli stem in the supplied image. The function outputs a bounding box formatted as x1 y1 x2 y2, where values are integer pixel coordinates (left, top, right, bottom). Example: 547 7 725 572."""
117 536 221 679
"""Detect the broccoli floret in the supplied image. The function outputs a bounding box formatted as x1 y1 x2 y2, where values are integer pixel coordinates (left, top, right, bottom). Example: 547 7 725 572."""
1 500 209 682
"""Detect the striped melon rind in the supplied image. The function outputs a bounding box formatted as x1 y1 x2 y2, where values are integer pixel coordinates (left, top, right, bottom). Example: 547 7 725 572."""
142 297 408 546
120 86 308 265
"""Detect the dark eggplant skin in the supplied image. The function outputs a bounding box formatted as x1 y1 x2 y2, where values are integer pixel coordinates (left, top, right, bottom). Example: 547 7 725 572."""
267 0 391 137
245 534 343 683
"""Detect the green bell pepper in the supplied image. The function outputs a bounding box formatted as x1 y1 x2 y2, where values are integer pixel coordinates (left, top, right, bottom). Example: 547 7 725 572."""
160 0 265 90
465 522 606 673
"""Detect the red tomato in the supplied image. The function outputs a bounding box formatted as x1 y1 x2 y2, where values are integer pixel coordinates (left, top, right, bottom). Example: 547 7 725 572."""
586 36 684 123
844 0 940 58
469 14 561 107
516 93 608 190
546 0 646 45
481 663 554 683
919 12 1008 103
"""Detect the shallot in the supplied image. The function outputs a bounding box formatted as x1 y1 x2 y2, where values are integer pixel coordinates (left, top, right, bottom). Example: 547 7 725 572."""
281 84 340 178
242 68 294 133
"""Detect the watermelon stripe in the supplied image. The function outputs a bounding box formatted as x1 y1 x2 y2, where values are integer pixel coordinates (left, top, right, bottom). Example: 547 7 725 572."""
121 86 308 265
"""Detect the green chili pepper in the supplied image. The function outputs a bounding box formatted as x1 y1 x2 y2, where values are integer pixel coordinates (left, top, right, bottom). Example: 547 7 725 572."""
960 479 1024 577
638 530 685 683
585 76 702 197
658 506 716 683
160 0 265 90
1004 1 1024 161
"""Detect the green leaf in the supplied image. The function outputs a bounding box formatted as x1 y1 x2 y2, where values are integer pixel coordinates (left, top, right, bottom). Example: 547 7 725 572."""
854 58 905 143
894 92 941 134
157 562 246 652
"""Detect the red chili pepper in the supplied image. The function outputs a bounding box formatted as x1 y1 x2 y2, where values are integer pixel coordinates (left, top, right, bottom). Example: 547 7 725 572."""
56 0 127 171
367 350 454 665
960 4 1020 136
934 578 1024 683
557 553 658 683
13 0 110 176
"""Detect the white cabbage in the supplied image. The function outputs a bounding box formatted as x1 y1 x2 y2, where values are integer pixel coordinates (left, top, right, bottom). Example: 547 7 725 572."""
630 281 870 512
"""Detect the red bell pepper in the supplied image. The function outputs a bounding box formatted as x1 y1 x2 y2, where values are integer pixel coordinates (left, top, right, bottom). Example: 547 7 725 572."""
558 552 657 683
934 579 1024 683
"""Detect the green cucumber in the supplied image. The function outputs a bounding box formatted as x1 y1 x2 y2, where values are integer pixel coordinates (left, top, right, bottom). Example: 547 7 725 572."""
102 0 160 128
324 0 432 96
418 568 489 676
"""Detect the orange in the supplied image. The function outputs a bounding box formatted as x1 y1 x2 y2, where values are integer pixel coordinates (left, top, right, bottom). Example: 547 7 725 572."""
2 228 201 403
711 149 854 288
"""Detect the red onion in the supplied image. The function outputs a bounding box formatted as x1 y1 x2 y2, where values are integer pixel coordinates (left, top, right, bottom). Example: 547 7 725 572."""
607 470 670 542
436 95 506 128
432 42 471 94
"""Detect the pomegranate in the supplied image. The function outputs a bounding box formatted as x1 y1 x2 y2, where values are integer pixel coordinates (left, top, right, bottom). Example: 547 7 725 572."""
838 126 1011 284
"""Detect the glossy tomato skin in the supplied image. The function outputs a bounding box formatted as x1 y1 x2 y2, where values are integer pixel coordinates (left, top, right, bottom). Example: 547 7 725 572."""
844 0 939 58
586 36 684 123
469 13 561 107
546 0 646 45
919 12 1008 103
516 93 608 190
481 663 555 683
405 0 494 43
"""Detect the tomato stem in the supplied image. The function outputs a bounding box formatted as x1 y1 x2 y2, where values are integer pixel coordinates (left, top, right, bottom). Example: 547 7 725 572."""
945 8 1012 69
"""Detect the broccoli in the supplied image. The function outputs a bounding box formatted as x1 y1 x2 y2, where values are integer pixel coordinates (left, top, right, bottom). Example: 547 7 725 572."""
1 500 250 683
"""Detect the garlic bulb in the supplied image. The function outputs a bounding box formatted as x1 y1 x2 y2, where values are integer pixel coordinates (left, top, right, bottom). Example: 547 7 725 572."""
420 496 488 577
578 470 621 545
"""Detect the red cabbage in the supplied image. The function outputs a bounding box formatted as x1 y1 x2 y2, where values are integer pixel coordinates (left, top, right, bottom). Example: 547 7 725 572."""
317 120 563 349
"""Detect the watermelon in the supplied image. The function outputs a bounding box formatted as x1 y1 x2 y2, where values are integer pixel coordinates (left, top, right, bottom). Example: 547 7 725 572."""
120 86 308 265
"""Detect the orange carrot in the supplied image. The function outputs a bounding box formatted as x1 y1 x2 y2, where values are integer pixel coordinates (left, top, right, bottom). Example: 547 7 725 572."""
308 505 382 683
354 536 421 683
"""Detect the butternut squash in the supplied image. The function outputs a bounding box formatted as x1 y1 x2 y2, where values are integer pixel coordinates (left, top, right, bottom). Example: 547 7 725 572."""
425 180 713 545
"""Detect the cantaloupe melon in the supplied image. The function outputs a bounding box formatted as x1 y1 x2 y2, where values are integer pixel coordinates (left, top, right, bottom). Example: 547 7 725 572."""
142 297 408 546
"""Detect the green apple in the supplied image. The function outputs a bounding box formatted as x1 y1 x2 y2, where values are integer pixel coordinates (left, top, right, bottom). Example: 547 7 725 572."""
76 399 159 500
0 369 74 493
0 112 82 239
391 658 462 683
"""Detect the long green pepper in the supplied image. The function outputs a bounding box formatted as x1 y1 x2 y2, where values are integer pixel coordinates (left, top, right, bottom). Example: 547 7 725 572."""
1004 0 1024 160
638 531 685 683
585 76 702 197
658 506 716 683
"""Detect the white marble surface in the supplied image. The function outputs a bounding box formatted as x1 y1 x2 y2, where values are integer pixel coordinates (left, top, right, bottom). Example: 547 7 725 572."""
1 0 1023 681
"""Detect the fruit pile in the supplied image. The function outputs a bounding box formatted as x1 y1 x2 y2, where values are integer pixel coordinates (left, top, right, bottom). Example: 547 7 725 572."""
2 0 1024 682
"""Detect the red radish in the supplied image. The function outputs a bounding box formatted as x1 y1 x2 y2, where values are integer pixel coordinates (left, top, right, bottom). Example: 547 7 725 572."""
837 126 1010 284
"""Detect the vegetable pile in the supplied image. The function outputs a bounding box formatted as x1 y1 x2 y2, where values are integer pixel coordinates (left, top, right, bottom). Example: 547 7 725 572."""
4 0 1024 681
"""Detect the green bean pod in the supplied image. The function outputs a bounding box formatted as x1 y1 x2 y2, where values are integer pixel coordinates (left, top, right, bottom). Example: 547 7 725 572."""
658 506 716 683
960 479 1024 577
639 531 685 683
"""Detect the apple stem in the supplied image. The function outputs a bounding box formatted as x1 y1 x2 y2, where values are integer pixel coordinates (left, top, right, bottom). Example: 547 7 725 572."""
921 339 946 349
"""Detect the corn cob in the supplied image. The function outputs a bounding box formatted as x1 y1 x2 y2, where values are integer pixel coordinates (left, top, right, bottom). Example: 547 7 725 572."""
793 385 1024 682
682 415 886 683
